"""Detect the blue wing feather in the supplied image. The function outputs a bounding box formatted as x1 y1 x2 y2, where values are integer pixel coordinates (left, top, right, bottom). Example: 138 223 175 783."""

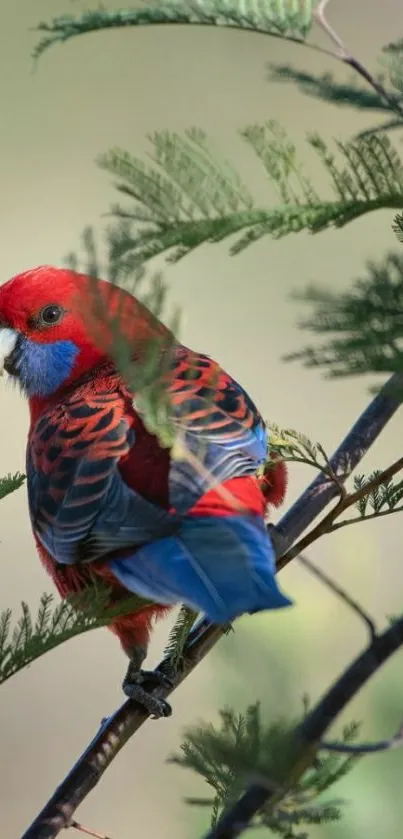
109 514 292 623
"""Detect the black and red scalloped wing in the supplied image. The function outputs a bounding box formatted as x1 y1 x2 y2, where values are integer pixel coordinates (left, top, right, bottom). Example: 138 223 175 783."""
27 392 178 565
166 348 268 512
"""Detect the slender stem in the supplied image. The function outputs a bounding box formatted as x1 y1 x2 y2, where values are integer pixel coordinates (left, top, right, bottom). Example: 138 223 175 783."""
321 722 403 754
341 456 403 511
329 504 403 533
296 552 376 639
314 0 403 118
70 821 112 839
278 453 403 568
19 371 403 839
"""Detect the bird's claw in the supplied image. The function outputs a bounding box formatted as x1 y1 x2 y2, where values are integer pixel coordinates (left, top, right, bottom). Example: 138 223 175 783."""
122 668 173 719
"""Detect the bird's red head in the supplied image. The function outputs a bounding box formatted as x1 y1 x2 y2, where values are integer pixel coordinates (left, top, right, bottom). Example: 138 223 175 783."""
0 265 169 416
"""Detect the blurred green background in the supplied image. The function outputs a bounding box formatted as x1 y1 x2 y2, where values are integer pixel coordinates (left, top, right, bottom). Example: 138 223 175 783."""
1 1 403 837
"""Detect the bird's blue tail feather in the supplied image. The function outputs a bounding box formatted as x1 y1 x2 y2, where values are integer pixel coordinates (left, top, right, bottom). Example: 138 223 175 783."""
109 515 292 624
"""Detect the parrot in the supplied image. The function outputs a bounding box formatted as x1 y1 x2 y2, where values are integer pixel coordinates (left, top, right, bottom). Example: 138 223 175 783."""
0 265 291 717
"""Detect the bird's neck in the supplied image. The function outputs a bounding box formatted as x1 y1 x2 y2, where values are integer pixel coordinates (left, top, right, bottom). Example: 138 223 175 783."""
28 360 119 428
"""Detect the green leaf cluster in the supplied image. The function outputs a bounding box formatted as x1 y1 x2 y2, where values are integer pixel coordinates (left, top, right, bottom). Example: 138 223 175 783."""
171 702 361 834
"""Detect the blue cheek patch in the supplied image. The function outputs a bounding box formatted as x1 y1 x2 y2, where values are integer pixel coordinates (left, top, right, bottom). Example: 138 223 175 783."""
19 339 79 397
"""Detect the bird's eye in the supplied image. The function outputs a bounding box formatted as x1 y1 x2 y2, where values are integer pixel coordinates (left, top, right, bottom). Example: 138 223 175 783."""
39 304 64 327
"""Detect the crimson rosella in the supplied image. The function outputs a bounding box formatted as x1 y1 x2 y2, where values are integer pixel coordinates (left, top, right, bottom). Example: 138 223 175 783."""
0 266 291 716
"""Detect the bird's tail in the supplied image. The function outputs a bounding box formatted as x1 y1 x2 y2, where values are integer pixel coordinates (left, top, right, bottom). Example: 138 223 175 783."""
109 470 292 625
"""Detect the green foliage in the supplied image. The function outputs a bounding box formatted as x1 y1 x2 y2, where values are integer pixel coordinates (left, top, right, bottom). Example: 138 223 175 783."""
269 36 403 131
163 606 198 672
380 38 403 98
393 211 403 243
64 225 117 283
34 1 317 61
80 128 403 269
352 471 403 518
0 585 153 684
0 472 25 501
170 702 361 834
267 424 340 483
65 227 235 463
91 274 180 449
65 227 184 448
284 251 403 382
269 66 391 112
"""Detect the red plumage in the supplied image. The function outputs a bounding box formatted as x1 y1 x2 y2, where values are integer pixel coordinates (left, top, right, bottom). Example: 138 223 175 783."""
0 266 288 658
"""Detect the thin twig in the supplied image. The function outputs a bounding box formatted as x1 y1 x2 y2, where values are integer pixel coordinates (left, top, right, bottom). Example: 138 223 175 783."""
36 0 403 122
20 371 403 839
296 552 376 639
329 504 403 532
278 454 403 570
69 821 112 839
314 0 403 118
203 616 403 839
321 720 403 754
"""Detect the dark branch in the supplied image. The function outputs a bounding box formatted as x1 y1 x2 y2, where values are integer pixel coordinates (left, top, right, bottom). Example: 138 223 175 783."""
320 720 403 754
277 371 403 555
20 372 403 838
314 0 403 120
203 615 403 839
296 551 376 639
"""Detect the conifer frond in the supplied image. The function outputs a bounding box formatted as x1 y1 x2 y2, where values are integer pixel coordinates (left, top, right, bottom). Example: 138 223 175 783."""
266 424 342 484
64 225 103 280
163 606 198 671
270 65 391 112
170 702 360 831
284 251 403 383
393 211 403 243
91 129 403 267
351 471 403 519
34 1 316 61
381 39 403 97
0 471 25 500
0 586 152 684
270 33 403 125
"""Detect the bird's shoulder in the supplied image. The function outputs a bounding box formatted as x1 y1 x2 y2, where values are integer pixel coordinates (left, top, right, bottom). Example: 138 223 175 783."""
28 368 171 507
168 345 265 441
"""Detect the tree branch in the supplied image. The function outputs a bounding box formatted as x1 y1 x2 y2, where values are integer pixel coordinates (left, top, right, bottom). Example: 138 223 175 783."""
278 452 403 569
70 821 112 839
203 615 403 839
321 719 403 754
296 551 376 639
314 0 403 119
20 371 403 839
277 371 403 558
329 504 403 533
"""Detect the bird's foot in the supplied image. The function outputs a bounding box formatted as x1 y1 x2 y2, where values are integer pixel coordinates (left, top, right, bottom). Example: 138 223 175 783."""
122 667 173 719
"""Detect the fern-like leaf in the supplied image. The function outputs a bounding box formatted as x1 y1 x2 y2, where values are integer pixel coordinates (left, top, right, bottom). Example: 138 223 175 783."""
164 606 198 672
266 423 344 486
0 586 152 684
171 701 360 832
269 65 398 113
285 251 403 384
34 1 317 61
86 129 403 268
0 472 25 500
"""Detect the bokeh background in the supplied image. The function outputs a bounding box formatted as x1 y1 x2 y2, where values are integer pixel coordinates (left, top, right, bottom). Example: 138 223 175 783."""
1 1 403 836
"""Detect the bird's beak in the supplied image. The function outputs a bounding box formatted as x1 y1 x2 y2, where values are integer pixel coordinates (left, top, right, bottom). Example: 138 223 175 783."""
0 328 19 377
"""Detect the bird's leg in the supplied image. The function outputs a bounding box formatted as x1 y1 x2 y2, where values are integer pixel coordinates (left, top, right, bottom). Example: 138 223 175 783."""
122 644 173 719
